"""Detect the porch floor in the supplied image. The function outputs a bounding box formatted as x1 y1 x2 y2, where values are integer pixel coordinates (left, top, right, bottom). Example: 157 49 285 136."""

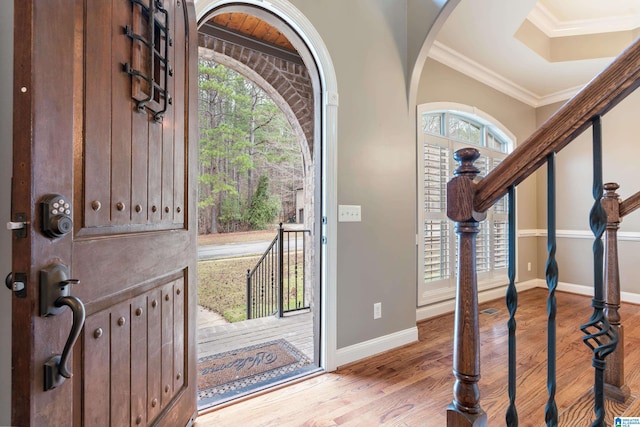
196 308 315 362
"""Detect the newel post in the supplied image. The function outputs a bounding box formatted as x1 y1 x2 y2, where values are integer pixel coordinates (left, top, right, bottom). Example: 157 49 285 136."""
602 182 630 402
446 148 488 427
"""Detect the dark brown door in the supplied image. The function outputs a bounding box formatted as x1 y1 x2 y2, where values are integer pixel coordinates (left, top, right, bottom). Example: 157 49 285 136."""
11 0 198 425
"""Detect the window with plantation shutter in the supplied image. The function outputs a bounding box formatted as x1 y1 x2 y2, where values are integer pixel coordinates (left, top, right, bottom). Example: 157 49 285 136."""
423 143 448 212
422 143 451 284
418 104 515 307
493 220 509 270
424 220 450 281
476 222 490 273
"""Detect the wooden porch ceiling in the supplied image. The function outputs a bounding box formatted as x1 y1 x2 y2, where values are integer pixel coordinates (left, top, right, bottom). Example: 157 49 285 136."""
207 12 296 53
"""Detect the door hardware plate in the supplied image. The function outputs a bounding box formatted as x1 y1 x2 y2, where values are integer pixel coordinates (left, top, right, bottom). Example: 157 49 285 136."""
44 356 64 390
40 263 72 317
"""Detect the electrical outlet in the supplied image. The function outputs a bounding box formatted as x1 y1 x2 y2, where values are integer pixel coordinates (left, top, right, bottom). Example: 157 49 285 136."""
527 262 532 272
374 302 382 319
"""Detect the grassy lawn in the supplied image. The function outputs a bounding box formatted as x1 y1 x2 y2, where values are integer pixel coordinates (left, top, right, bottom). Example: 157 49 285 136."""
197 229 308 323
197 252 308 323
198 256 261 323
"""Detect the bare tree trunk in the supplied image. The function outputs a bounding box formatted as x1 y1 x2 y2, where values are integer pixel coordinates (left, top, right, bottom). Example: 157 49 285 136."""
247 111 256 204
210 204 218 234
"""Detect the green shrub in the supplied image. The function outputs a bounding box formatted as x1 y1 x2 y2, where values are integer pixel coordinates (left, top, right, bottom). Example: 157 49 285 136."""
246 175 279 230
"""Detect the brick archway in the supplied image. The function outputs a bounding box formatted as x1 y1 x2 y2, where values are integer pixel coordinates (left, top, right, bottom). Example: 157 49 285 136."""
198 28 314 163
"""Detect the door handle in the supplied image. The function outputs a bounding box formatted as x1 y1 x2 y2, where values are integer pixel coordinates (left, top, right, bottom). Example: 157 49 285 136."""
40 263 86 390
52 295 85 379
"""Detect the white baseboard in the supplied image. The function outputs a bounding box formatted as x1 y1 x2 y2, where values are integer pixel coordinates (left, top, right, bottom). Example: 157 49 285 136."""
541 280 640 305
334 326 418 368
339 279 640 370
416 278 640 324
554 281 591 296
415 279 540 322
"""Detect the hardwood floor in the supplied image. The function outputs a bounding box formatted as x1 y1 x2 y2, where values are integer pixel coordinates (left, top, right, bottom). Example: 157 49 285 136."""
196 288 640 426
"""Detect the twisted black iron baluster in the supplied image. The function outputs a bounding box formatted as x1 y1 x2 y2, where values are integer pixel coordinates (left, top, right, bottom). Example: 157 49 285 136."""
580 116 618 427
506 185 518 427
545 153 559 427
246 269 252 319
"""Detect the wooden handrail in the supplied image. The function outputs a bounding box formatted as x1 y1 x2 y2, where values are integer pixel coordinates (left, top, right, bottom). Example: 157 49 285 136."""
619 191 640 218
474 37 640 213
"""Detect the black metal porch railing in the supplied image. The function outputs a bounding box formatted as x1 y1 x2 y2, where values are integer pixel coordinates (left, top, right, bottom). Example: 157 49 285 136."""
246 223 311 320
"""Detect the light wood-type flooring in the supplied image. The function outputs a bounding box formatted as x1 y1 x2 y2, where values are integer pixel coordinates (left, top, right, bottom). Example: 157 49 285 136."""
196 288 640 426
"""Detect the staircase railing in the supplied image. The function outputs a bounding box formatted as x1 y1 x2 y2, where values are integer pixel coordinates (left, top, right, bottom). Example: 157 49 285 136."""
445 37 640 427
246 223 311 319
602 184 640 403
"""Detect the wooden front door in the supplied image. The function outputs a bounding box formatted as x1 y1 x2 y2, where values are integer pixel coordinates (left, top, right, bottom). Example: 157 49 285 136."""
11 0 198 425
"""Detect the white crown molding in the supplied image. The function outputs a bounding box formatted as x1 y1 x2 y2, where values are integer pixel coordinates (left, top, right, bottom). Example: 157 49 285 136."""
529 3 640 38
539 84 583 106
428 41 576 108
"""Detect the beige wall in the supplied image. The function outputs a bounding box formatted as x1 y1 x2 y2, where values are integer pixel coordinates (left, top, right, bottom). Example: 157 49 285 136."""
416 58 540 288
535 92 640 293
0 2 12 423
291 0 418 348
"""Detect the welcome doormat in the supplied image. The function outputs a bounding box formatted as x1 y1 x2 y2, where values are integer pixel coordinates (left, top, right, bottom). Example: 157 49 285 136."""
197 339 314 407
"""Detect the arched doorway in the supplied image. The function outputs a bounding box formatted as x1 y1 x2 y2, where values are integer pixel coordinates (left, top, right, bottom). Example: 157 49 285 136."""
194 0 338 407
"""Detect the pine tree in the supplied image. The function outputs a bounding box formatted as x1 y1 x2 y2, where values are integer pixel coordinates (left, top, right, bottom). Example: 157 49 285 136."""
197 56 303 234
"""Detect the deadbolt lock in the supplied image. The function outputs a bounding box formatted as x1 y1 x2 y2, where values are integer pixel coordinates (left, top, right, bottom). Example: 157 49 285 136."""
41 194 73 238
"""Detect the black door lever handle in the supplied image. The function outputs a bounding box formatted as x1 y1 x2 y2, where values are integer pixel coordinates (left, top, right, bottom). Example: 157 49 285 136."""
40 262 85 390
53 295 85 379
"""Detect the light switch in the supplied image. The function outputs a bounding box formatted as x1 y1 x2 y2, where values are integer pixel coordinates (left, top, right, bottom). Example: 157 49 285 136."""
338 205 361 222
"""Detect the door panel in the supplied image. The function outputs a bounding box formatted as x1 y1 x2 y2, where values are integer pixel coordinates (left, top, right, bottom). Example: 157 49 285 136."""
83 0 113 229
12 0 198 425
111 0 134 228
109 300 132 426
82 0 186 233
83 310 110 426
131 293 149 426
81 278 187 426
